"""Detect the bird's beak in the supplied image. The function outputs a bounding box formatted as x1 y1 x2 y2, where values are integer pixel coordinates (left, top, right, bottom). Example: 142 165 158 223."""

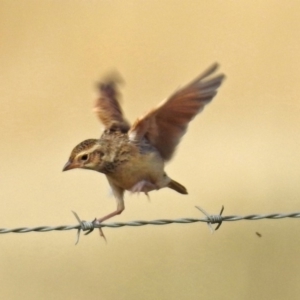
62 161 79 172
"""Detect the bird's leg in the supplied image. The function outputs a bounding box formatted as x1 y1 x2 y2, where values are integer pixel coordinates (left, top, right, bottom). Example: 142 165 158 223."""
96 204 125 223
96 179 125 239
130 180 158 195
95 202 125 239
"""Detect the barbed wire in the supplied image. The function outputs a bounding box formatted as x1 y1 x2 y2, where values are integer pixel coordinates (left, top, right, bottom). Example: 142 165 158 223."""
1 206 300 244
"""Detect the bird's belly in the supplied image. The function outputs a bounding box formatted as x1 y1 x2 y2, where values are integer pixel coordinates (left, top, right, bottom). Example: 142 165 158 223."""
107 152 166 190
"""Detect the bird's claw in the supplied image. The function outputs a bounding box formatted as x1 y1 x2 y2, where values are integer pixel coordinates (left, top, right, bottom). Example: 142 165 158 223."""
94 218 107 241
83 218 107 241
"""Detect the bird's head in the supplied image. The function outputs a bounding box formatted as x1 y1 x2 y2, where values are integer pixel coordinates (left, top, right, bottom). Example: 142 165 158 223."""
63 139 105 172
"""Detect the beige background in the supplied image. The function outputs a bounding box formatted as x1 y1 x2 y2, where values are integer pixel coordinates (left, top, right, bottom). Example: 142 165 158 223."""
1 1 300 299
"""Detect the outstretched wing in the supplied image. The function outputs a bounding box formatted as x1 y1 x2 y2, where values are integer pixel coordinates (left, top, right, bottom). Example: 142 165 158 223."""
94 74 130 132
128 63 225 161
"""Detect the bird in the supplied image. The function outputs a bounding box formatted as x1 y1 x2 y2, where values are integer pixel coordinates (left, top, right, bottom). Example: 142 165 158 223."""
63 63 225 236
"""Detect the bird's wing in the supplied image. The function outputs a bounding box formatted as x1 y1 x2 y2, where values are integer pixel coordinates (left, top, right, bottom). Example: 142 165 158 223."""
93 73 130 132
128 63 225 161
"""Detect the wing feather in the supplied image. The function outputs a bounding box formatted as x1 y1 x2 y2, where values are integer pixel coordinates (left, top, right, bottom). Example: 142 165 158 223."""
129 63 225 161
94 74 130 132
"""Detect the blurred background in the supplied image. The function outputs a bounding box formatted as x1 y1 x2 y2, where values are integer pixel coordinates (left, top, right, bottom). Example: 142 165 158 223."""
1 1 300 299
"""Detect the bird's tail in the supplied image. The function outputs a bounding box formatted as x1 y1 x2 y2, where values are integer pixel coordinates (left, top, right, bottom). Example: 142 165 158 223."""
167 179 188 194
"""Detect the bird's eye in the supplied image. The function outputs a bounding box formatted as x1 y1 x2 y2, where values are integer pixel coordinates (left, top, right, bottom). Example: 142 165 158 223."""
81 154 88 161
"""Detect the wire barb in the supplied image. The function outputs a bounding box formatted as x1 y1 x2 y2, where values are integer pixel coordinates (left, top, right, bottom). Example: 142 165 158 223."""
72 211 96 245
195 205 224 232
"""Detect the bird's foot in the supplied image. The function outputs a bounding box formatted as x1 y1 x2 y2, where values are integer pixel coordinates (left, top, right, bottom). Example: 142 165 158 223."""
94 219 107 242
130 180 157 195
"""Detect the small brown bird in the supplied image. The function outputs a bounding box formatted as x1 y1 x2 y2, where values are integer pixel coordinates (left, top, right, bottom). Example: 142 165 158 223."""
63 63 225 234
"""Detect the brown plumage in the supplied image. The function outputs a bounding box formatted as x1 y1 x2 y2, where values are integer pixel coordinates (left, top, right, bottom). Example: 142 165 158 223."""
63 63 225 236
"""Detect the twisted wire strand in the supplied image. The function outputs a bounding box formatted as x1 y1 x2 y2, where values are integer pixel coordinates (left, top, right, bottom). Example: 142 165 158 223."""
1 209 300 234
